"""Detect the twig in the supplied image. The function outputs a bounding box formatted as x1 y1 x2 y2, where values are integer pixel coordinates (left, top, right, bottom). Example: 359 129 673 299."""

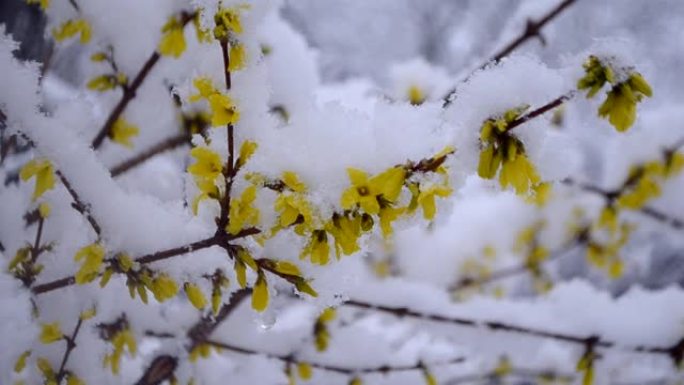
110 133 191 177
562 178 684 231
449 235 584 292
204 338 465 375
134 290 250 385
91 12 195 150
343 300 684 361
506 91 576 132
55 317 84 383
56 170 102 237
31 228 260 295
216 40 235 233
443 0 579 106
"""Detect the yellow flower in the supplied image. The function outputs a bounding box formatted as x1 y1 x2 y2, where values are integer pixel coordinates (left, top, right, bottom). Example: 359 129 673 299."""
616 175 661 209
598 73 652 132
275 194 314 231
252 271 269 312
150 274 179 302
159 16 187 58
229 43 247 71
227 186 260 234
74 243 105 284
40 322 63 344
407 85 425 105
14 350 31 373
66 373 85 385
105 329 137 374
190 77 218 102
498 154 540 195
236 140 258 168
300 230 330 265
349 378 362 385
297 362 312 380
282 171 307 192
184 282 207 310
326 213 362 256
188 147 222 185
341 167 405 214
20 158 55 201
110 118 139 148
208 93 240 126
52 19 92 44
379 206 405 237
213 6 246 40
417 184 452 220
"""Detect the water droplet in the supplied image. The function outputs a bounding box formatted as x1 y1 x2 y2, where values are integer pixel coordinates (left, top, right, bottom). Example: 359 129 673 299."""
257 310 277 331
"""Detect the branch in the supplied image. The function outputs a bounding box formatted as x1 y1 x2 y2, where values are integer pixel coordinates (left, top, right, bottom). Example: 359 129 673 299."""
204 338 465 375
56 170 102 237
443 0 579 105
506 91 575 132
91 12 195 150
449 232 585 292
55 317 85 383
343 299 683 361
134 290 250 385
562 178 684 231
31 228 260 295
486 0 578 66
110 133 191 177
216 40 235 232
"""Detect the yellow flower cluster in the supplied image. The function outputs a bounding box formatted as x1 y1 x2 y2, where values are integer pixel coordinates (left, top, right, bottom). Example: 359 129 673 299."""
477 106 547 200
190 77 240 127
188 146 222 214
74 243 105 285
86 73 127 92
103 329 137 374
578 55 653 132
213 5 247 40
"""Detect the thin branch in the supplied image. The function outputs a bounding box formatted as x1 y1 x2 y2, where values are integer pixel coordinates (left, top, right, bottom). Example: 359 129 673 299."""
343 300 684 361
445 367 575 385
91 12 195 150
443 0 579 106
55 317 84 383
56 170 102 237
486 0 578 66
217 40 235 232
506 91 576 132
110 133 191 177
204 338 465 375
30 216 45 263
134 290 250 385
562 178 684 231
449 234 585 292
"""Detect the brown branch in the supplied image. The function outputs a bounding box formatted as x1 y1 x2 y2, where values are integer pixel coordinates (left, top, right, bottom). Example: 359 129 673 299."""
343 300 683 361
56 170 102 237
134 290 250 385
487 0 578 66
217 40 235 233
30 216 45 263
91 12 195 150
506 91 576 132
31 227 261 295
110 133 191 177
449 233 585 292
55 317 84 383
204 338 465 375
446 367 574 385
562 178 684 231
443 0 579 106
